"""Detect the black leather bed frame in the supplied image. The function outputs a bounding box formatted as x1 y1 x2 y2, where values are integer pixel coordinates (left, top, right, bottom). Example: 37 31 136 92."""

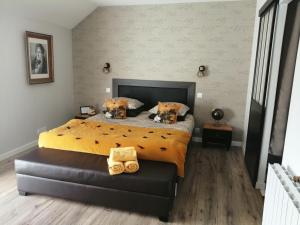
15 79 196 222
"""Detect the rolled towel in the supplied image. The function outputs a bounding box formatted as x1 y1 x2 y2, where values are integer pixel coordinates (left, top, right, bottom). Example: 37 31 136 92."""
124 160 139 173
110 147 137 161
107 157 125 175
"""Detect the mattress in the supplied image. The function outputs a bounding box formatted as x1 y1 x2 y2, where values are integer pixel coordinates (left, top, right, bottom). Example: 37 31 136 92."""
39 111 194 176
88 111 195 134
39 119 191 176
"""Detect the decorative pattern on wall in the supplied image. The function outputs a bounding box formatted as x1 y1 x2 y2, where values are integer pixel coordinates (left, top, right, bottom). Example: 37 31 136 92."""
72 1 256 141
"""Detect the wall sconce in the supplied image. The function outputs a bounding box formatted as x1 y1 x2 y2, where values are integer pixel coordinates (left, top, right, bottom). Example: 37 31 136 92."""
103 63 111 74
197 65 206 77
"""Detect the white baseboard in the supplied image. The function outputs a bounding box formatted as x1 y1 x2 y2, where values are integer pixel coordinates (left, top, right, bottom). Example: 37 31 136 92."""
192 136 202 142
0 140 38 162
242 146 246 155
192 136 242 147
255 181 266 196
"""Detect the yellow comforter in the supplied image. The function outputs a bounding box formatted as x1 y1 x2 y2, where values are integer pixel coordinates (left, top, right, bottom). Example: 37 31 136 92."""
39 119 191 177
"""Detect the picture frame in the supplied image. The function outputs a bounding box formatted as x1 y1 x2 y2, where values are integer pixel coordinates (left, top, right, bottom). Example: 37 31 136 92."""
25 31 54 84
80 106 96 115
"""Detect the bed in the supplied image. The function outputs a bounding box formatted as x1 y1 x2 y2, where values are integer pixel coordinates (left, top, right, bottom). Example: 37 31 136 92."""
15 79 196 222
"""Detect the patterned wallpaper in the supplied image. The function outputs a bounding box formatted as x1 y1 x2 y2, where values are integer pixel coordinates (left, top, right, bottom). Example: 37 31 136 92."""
72 1 256 141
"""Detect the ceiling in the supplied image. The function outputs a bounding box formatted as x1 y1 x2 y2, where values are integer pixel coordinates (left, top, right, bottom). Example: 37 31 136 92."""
0 0 245 29
93 0 242 6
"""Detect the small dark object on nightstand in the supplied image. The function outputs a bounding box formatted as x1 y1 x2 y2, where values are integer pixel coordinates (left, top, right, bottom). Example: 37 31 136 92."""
211 108 224 126
75 114 92 120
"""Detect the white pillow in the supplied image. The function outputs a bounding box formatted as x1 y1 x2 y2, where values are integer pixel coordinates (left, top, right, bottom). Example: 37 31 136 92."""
102 97 144 109
149 102 190 116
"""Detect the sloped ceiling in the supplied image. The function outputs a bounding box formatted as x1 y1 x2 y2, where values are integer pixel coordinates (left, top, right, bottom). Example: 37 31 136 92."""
0 0 97 29
0 0 246 29
93 0 243 6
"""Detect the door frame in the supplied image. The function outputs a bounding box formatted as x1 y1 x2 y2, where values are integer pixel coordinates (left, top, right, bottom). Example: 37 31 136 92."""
282 38 300 173
245 0 278 186
256 0 297 192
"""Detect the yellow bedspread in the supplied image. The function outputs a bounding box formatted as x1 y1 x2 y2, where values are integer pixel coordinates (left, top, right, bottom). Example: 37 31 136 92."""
39 119 191 177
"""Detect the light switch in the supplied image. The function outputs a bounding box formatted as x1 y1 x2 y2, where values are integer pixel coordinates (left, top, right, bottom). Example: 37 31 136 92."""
197 92 203 98
106 88 111 93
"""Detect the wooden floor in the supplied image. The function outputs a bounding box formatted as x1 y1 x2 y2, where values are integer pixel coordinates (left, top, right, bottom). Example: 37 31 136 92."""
0 143 263 225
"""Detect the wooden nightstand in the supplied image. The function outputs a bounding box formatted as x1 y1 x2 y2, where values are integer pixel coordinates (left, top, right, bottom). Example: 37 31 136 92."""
75 114 92 120
202 122 232 150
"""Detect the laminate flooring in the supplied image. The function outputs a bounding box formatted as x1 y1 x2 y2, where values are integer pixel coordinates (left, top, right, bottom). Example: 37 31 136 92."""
0 143 263 225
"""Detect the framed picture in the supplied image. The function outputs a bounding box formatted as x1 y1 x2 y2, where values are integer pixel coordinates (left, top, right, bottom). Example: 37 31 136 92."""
25 31 54 84
80 106 96 115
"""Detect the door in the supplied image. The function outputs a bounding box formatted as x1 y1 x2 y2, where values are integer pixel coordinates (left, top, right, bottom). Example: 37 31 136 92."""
245 1 277 186
269 0 300 162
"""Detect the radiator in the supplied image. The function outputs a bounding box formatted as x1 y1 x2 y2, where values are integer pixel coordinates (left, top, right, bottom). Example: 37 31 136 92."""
262 164 300 225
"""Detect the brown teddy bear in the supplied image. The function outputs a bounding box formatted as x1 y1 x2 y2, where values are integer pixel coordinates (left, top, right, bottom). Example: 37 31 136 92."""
105 98 128 119
156 102 181 124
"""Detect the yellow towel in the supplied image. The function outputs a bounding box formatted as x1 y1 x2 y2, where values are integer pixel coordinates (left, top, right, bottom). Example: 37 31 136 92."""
107 157 124 175
110 147 137 161
124 160 139 173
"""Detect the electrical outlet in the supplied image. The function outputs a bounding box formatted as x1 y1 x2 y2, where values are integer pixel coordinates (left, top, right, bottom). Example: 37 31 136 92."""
37 126 47 135
106 88 111 93
197 92 203 98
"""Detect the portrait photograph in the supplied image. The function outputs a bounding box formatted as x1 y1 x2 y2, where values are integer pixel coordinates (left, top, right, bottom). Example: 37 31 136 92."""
25 31 54 84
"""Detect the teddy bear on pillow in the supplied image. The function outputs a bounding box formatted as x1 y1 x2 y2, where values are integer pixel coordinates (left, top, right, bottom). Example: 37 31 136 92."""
155 102 181 124
104 98 128 119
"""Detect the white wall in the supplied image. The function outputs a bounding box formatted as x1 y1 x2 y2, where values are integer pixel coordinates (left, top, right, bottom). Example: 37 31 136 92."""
282 39 300 175
0 11 74 159
73 2 256 142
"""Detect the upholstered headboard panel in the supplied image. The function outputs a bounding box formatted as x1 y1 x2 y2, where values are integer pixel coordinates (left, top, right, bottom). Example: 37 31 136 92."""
112 79 196 114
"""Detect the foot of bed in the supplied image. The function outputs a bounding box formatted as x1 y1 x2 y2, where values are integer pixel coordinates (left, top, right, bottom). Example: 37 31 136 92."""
159 216 169 223
18 190 28 196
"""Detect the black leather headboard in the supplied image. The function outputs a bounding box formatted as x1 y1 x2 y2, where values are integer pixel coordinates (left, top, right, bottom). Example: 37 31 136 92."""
112 79 196 114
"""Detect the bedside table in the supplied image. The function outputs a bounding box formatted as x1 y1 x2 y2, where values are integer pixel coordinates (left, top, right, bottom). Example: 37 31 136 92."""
202 122 232 150
75 114 92 120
